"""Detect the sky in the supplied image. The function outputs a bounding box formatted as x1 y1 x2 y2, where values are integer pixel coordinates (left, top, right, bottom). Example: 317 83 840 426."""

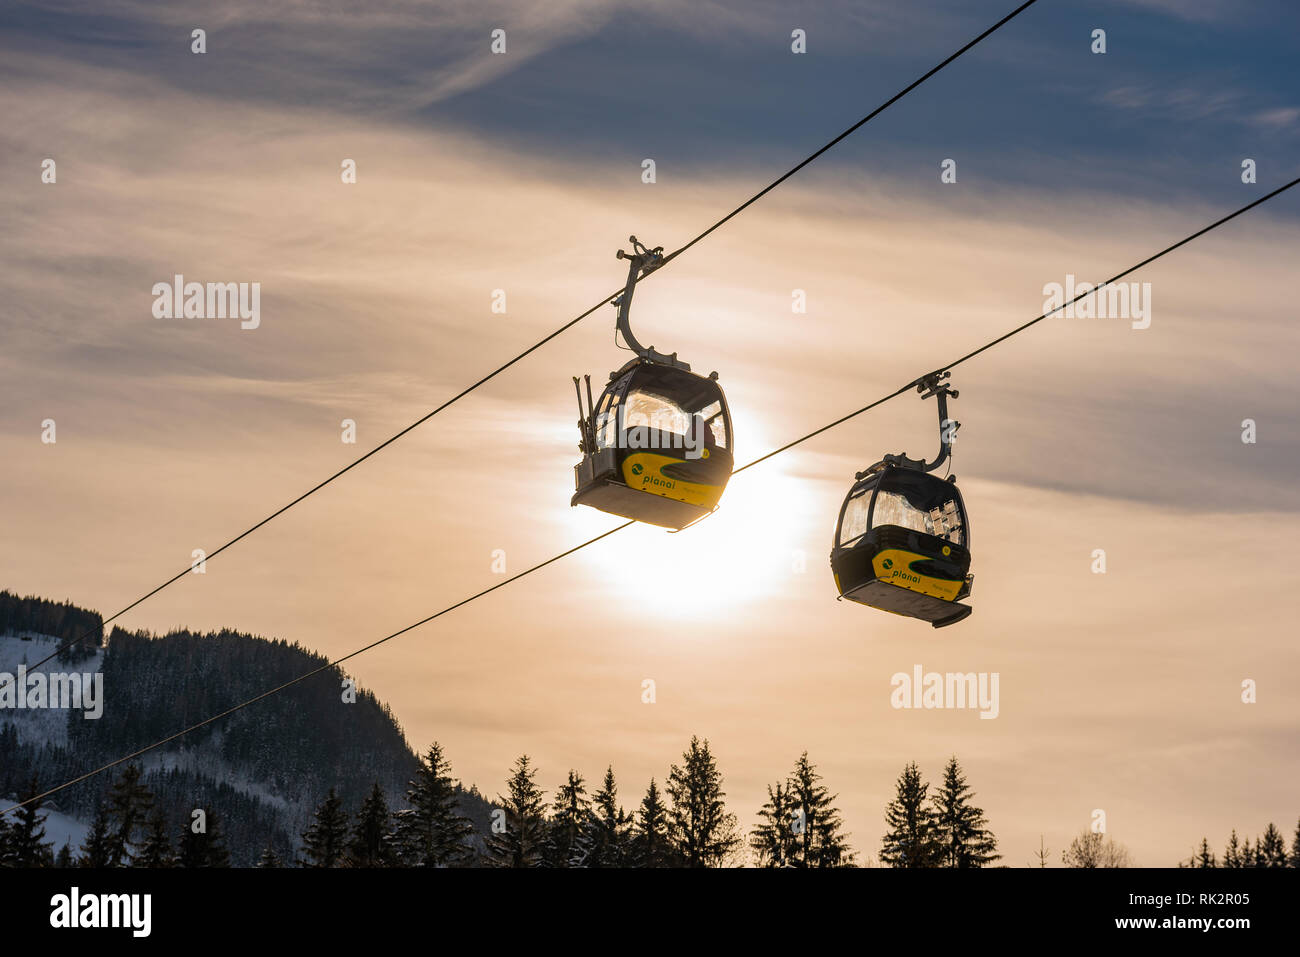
2 0 1298 866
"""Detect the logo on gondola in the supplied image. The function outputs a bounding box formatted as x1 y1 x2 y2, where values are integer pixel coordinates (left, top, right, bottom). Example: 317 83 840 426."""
872 548 962 601
621 452 719 508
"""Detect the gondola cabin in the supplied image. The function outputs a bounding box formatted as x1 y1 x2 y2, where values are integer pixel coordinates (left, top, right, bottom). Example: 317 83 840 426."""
573 358 733 530
831 463 973 628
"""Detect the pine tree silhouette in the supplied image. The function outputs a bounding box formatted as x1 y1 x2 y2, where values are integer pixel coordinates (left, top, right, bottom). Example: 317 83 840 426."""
1223 830 1242 868
301 788 349 867
395 742 474 867
9 774 54 867
630 778 675 867
665 736 739 868
348 781 399 867
79 802 114 867
1032 835 1051 868
106 764 154 867
1259 823 1287 868
545 769 589 867
931 757 998 868
136 809 172 867
788 752 853 867
578 766 630 868
880 762 939 868
751 780 797 867
484 755 548 868
256 845 282 868
1195 837 1217 868
177 809 231 867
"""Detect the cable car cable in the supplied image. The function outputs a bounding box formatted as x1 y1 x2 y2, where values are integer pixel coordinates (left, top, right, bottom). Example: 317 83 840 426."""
738 174 1300 476
2 520 636 816
7 175 1297 816
657 0 1043 268
6 0 1043 680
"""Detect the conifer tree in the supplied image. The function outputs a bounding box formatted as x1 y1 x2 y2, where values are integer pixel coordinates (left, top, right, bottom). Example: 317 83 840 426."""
1290 818 1300 868
135 809 172 868
546 770 589 867
1032 835 1051 867
579 766 630 868
9 775 54 867
630 778 674 868
1240 836 1253 867
349 781 400 867
931 757 998 868
880 762 939 868
0 814 12 866
55 843 74 868
105 764 154 867
395 742 474 867
484 755 548 867
751 780 798 867
665 736 739 868
79 802 114 867
1223 830 1242 868
1258 823 1287 868
301 788 349 867
788 752 853 867
256 845 282 868
1195 837 1217 868
177 809 231 868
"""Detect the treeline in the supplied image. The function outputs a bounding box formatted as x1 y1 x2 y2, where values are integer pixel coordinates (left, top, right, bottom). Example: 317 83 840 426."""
0 591 101 664
1183 822 1300 868
298 737 854 868
0 766 292 868
1 739 1014 869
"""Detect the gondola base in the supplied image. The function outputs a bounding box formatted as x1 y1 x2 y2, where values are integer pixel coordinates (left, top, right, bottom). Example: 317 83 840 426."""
572 479 711 531
839 578 973 629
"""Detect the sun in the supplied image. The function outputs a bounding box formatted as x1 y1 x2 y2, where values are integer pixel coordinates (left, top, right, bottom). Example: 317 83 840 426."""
578 463 817 624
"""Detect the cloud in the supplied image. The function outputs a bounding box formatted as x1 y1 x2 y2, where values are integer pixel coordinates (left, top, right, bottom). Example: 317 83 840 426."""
3 50 1297 515
5 0 624 112
1249 106 1300 130
4 22 1299 868
1117 0 1242 22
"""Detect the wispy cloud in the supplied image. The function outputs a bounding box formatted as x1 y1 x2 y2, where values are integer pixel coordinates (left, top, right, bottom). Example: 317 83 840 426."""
1249 106 1300 130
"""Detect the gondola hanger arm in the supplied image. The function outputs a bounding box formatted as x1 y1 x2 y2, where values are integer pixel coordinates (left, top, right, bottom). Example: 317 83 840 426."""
612 236 690 371
857 372 960 478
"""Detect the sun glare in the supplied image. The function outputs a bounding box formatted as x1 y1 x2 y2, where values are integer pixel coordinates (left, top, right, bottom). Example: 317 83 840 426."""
580 464 816 625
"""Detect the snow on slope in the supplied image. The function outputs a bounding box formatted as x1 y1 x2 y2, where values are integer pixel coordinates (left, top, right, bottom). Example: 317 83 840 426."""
2 632 297 849
2 633 104 847
0 632 104 747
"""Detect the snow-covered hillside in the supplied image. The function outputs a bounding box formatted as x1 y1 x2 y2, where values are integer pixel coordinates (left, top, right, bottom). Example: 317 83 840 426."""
1 632 102 848
0 632 104 747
